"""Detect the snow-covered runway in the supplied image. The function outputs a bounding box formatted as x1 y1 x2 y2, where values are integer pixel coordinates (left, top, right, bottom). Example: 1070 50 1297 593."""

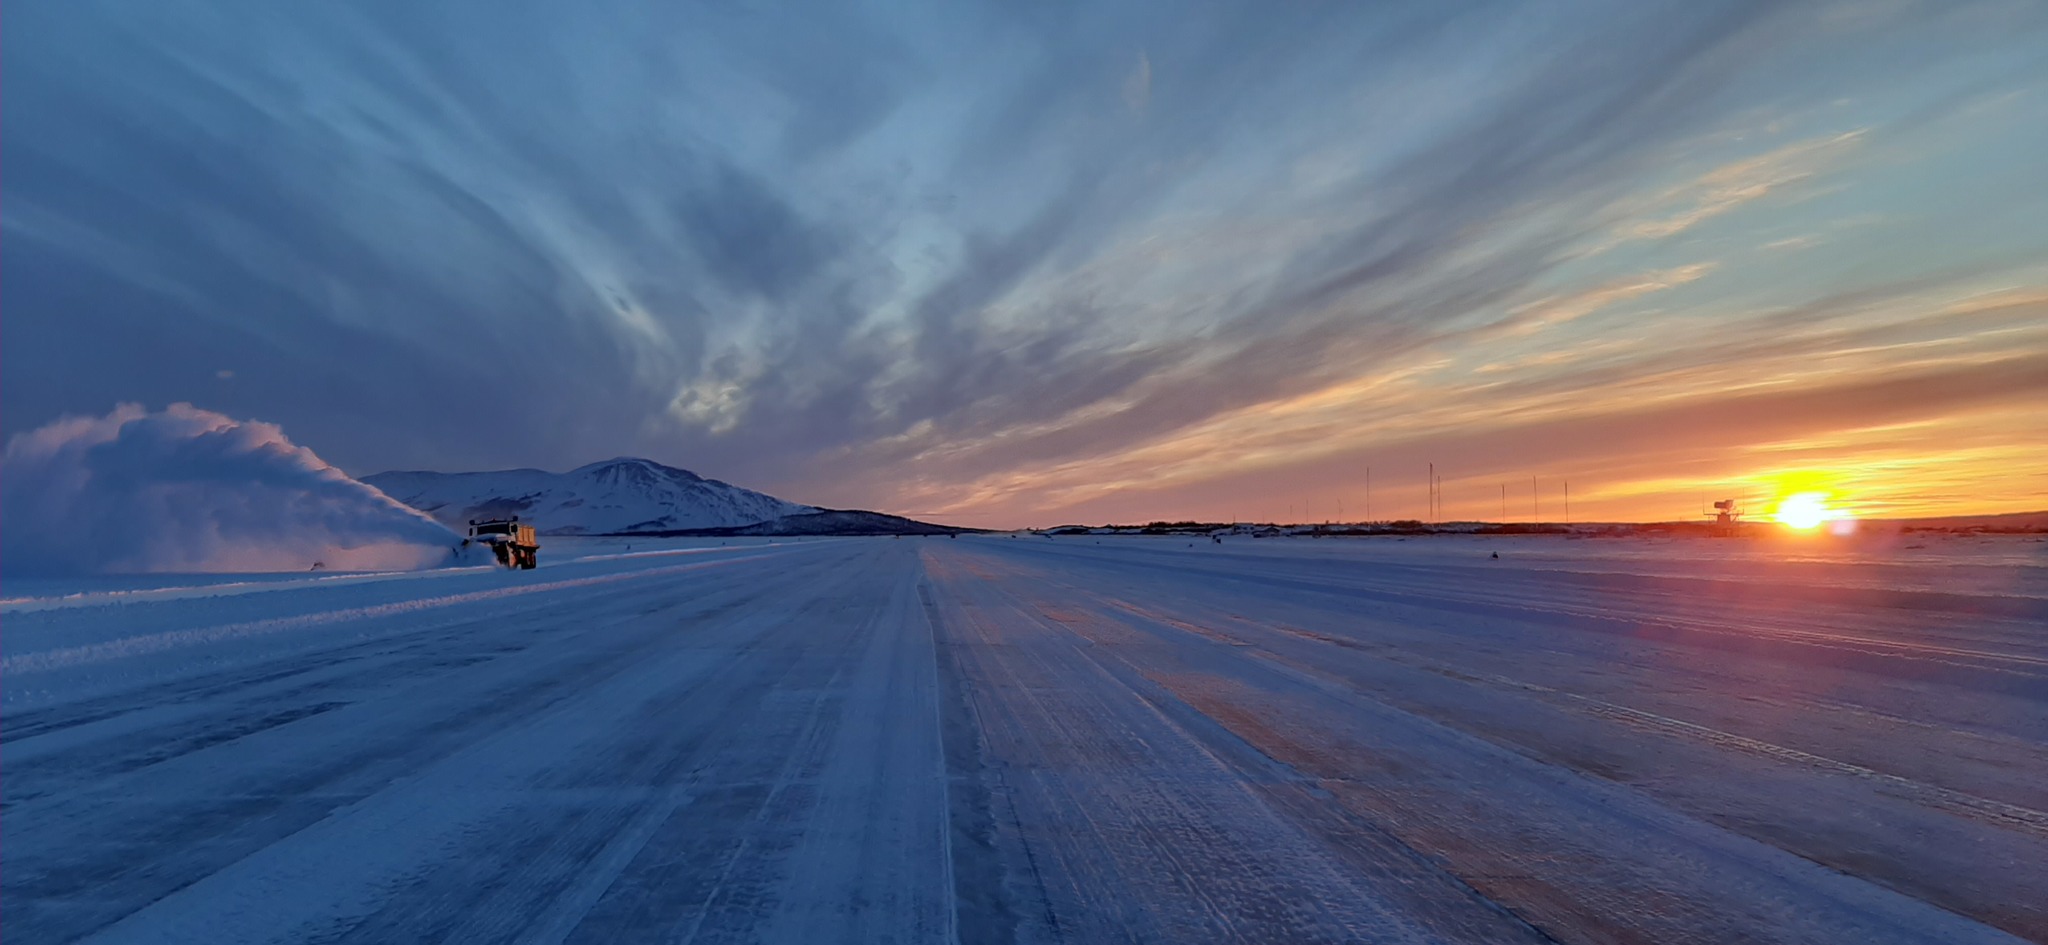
4 536 2043 943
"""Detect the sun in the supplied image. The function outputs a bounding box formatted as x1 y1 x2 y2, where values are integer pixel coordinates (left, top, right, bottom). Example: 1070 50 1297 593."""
1775 492 1832 530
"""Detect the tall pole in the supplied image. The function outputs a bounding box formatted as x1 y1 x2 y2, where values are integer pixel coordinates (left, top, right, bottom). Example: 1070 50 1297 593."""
1366 467 1372 523
1565 480 1571 525
1532 475 1539 521
1501 483 1507 521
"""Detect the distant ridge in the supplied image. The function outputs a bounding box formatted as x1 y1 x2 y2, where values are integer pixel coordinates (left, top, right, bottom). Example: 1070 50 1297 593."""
364 457 812 535
1030 510 2048 537
620 508 979 537
365 457 973 536
1874 510 2048 532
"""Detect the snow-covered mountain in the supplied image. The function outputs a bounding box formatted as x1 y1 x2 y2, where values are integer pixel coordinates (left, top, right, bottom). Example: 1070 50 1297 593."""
363 458 816 535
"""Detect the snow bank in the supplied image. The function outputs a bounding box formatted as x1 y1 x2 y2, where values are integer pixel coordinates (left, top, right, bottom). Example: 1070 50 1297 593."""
2 404 469 575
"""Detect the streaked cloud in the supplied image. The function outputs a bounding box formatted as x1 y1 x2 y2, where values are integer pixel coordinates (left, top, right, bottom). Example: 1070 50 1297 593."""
1612 131 1865 245
1123 51 1152 112
5 0 2044 525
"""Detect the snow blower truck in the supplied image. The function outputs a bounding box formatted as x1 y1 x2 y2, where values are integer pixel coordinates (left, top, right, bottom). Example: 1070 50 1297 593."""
465 517 540 569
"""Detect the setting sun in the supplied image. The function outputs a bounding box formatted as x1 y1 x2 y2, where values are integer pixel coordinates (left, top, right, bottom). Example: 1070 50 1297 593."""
1775 492 1833 530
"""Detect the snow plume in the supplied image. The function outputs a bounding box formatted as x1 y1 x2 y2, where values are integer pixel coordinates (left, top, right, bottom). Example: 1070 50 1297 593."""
2 404 469 574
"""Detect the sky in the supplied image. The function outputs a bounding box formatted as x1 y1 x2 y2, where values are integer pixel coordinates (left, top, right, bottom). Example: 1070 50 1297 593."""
6 0 2047 527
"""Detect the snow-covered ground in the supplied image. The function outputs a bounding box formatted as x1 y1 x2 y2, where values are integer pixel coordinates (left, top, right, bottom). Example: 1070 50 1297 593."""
3 535 2043 943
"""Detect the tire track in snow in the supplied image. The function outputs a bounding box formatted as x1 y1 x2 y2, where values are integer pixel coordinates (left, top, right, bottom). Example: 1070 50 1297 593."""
995 542 2048 674
4 550 858 944
1193 612 2048 838
932 542 2040 944
1 551 792 676
293 548 917 945
922 550 1544 944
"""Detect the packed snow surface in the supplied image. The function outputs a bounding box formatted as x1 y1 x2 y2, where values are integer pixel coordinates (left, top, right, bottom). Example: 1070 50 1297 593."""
0 404 467 575
364 457 815 535
3 534 2043 943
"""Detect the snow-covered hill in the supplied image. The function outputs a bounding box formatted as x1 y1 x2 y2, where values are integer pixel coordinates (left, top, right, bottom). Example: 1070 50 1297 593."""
363 458 815 535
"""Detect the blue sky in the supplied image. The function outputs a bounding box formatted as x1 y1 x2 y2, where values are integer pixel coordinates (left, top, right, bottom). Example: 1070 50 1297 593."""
7 0 2046 524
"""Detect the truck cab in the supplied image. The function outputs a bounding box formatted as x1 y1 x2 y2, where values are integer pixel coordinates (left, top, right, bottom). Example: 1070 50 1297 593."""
465 517 540 569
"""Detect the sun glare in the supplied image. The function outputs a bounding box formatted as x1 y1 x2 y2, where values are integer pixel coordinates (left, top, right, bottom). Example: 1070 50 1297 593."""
1775 491 1832 530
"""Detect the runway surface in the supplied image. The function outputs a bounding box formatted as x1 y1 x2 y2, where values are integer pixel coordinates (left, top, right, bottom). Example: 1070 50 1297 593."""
5 535 2043 943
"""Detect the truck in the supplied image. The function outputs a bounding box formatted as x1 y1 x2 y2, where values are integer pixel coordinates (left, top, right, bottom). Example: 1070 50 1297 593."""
465 517 540 569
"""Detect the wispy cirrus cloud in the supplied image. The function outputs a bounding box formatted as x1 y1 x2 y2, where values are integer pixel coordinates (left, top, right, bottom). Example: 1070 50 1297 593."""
5 0 2045 525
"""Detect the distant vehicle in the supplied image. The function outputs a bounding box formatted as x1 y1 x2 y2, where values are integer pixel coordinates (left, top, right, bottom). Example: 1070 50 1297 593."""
466 517 539 569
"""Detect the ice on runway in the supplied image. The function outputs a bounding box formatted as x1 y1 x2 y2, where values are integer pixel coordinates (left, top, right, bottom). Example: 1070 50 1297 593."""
3 534 2042 943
